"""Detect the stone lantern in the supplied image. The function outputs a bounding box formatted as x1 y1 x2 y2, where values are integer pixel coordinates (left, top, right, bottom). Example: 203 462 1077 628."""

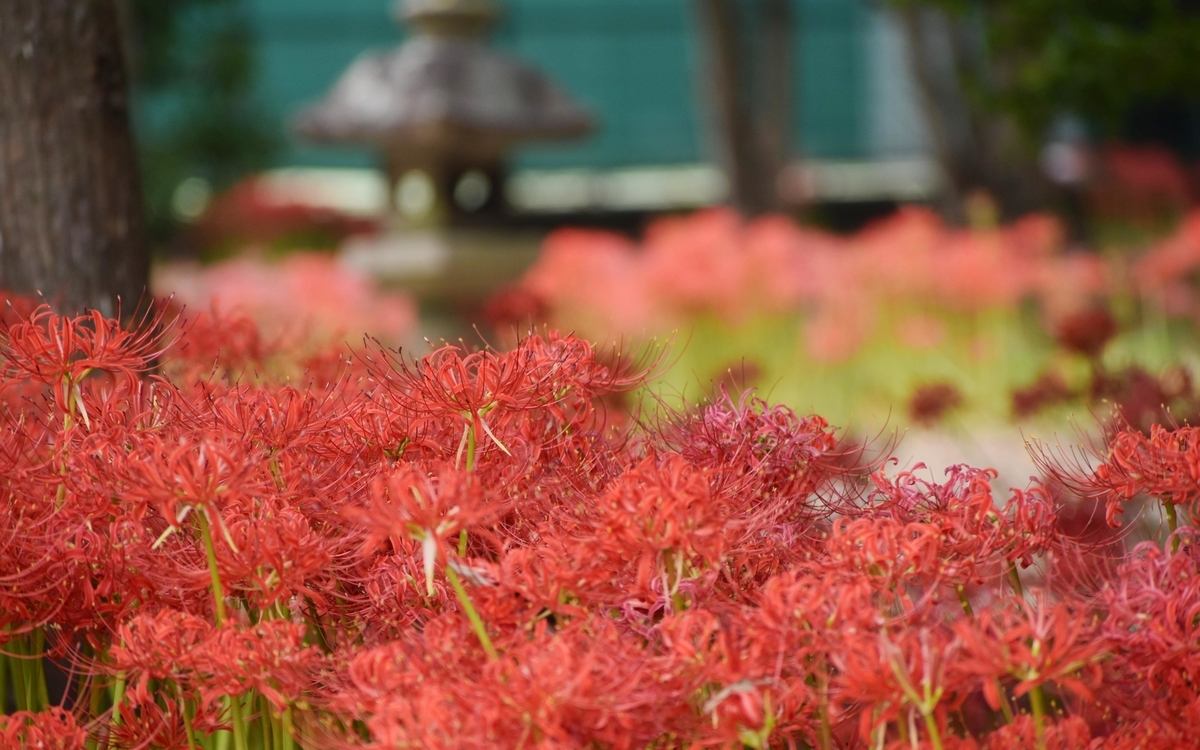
295 0 593 228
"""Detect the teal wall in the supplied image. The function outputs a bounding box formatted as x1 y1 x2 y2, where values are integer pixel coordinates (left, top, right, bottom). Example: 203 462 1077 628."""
241 0 870 171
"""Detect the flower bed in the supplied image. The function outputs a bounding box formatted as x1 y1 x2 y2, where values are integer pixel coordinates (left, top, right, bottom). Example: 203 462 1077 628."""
0 301 1197 749
495 207 1200 431
153 252 417 351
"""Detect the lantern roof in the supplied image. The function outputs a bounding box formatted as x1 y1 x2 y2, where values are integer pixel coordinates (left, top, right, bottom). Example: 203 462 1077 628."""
294 0 592 151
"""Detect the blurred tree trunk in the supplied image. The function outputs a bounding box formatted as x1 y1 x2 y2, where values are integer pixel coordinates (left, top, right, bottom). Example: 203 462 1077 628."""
897 3 1049 223
694 0 794 217
0 0 148 317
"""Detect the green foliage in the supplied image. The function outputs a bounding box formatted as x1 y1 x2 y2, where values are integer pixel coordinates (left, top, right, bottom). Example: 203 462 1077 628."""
893 0 1200 139
128 0 281 244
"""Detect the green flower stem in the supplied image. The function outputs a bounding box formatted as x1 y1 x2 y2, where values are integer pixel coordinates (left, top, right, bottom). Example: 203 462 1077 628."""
306 599 334 654
1008 565 1024 599
465 420 477 472
281 705 296 750
0 651 6 716
228 695 248 750
996 682 1015 724
177 683 199 750
1164 499 1180 552
1030 684 1048 750
32 628 47 710
8 637 27 712
923 712 944 750
817 670 833 750
86 672 106 750
198 510 249 750
9 631 47 713
197 511 228 624
955 584 974 617
258 694 272 749
445 564 498 660
110 672 126 727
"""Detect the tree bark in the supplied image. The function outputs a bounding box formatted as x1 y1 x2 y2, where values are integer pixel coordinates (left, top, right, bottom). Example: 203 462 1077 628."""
0 0 148 317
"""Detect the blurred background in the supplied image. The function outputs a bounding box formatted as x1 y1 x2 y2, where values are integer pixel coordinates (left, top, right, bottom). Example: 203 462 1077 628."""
137 0 923 241
107 0 1200 479
131 0 1200 243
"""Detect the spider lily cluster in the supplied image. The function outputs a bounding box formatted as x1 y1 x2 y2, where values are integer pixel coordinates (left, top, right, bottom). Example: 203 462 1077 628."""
494 207 1200 428
0 298 1197 749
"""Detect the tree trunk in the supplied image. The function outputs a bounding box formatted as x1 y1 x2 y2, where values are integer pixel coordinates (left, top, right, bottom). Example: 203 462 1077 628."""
694 0 792 217
758 0 793 203
897 4 1049 223
0 0 148 317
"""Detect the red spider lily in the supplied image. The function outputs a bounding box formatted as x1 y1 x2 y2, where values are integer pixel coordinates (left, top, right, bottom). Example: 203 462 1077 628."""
824 517 948 590
367 342 539 444
1096 537 1200 732
1 305 169 392
110 612 316 729
110 609 214 707
834 627 963 746
1055 307 1117 360
658 389 841 530
364 333 656 470
119 431 268 528
978 714 1092 750
490 546 589 626
594 453 725 560
1089 719 1193 750
200 384 334 452
0 291 39 332
1091 425 1200 526
0 708 88 750
654 609 799 747
869 466 1059 579
342 619 687 750
482 285 549 335
109 691 213 750
360 547 455 638
1012 371 1075 419
519 331 659 402
955 597 1104 711
6 293 1200 748
190 620 317 712
476 622 684 749
348 460 501 595
909 382 964 427
163 306 277 382
332 620 493 741
561 453 731 612
216 502 335 608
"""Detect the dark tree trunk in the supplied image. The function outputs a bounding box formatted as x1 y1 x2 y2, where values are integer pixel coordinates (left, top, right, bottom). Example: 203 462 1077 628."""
0 0 148 317
695 0 793 217
897 4 1050 223
758 0 792 201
